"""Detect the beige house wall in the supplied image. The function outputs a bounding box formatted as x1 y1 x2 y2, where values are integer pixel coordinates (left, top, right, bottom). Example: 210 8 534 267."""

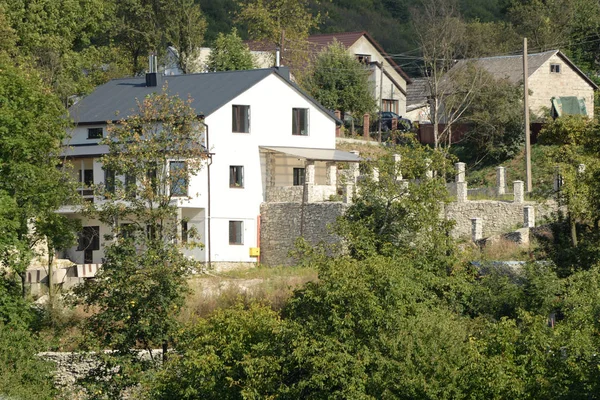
528 54 595 119
348 37 408 116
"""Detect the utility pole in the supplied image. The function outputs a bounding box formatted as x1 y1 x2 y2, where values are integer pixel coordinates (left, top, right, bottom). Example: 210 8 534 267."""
523 37 532 192
279 29 285 66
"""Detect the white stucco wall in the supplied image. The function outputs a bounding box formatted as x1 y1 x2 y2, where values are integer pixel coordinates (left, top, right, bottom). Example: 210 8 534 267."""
528 54 595 119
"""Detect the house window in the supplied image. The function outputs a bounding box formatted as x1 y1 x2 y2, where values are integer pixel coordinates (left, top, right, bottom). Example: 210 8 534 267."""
229 165 244 188
81 169 94 187
229 221 243 245
293 168 305 186
169 161 188 197
120 223 135 239
78 226 99 263
232 105 250 133
356 54 371 64
147 224 156 240
181 220 188 243
382 99 399 114
550 63 561 73
146 164 157 195
87 128 103 139
292 108 309 136
125 172 136 199
104 168 115 195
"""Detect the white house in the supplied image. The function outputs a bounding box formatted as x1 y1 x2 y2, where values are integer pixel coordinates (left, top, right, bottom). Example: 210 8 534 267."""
58 66 358 272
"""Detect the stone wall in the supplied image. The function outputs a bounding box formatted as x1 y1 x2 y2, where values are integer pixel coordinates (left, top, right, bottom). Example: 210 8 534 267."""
445 200 558 239
260 202 349 266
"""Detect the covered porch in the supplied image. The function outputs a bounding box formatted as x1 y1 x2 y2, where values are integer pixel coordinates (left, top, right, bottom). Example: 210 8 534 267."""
260 146 361 203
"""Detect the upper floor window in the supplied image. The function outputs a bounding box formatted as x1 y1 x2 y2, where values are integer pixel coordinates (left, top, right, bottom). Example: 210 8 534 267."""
169 161 188 197
88 127 103 139
292 108 309 136
232 105 250 133
104 168 115 195
550 63 561 73
382 99 399 114
356 54 371 64
229 165 244 188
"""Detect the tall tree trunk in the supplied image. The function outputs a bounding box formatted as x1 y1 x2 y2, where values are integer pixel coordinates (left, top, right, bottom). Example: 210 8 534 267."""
570 217 578 248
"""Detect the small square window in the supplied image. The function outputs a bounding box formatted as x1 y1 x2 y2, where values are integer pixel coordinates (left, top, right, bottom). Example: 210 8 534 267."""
170 161 188 197
292 108 309 135
88 128 103 139
293 168 305 186
229 165 244 188
229 221 243 245
550 63 561 73
356 54 371 64
232 105 250 133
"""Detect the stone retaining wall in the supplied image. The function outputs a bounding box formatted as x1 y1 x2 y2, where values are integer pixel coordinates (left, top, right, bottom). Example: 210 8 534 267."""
445 200 558 239
260 202 349 266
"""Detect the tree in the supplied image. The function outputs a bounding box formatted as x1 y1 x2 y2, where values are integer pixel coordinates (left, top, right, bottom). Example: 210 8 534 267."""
412 0 489 149
301 41 377 122
165 0 207 74
73 88 207 397
0 54 75 297
207 28 255 71
236 0 318 68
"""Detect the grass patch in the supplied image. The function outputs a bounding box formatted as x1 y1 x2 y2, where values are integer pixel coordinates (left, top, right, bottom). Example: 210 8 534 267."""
181 265 318 321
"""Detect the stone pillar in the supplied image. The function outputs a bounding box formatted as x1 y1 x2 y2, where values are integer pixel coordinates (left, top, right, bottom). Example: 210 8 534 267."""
456 181 468 203
266 152 276 188
349 151 360 182
455 162 465 183
392 117 398 131
335 110 341 137
363 113 370 139
372 167 379 182
305 160 315 185
523 206 535 228
343 183 354 204
471 218 483 242
393 154 402 180
326 162 337 186
496 166 506 195
513 180 524 203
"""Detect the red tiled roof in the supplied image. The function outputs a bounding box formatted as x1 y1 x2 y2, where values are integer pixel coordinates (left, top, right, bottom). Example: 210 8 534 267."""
246 31 412 83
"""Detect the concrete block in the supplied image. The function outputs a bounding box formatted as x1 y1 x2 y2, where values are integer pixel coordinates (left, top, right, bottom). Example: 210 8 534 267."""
513 181 524 203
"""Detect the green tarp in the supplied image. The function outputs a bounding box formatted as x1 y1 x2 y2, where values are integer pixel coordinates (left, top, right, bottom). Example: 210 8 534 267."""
551 96 588 117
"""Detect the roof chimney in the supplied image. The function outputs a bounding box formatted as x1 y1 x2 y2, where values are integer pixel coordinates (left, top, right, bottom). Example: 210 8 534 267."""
145 54 160 87
275 47 281 68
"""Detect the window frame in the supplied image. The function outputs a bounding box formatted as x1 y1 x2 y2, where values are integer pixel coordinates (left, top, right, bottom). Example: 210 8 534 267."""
382 99 399 114
292 108 309 136
229 220 244 245
293 167 305 186
229 165 244 188
232 105 250 133
356 54 371 64
550 63 561 73
87 127 103 139
78 226 100 252
169 161 188 197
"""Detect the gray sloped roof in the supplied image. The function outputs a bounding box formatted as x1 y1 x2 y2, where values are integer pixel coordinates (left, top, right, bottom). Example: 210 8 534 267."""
452 50 598 89
69 68 341 125
406 77 429 107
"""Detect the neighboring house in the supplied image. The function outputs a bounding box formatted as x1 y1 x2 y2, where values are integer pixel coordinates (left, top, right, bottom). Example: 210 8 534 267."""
59 66 358 271
452 50 598 119
405 77 431 123
247 31 412 117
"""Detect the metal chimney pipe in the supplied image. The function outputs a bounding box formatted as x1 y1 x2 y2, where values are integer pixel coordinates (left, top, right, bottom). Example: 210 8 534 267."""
275 47 280 67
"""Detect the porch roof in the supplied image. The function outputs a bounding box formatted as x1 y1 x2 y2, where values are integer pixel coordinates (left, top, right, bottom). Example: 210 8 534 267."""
260 146 361 162
61 144 110 158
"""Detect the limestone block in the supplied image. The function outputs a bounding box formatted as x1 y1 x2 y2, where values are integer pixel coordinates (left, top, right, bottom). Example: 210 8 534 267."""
513 181 524 203
456 181 468 203
455 162 466 183
305 160 315 185
496 166 506 195
523 206 535 228
471 218 483 242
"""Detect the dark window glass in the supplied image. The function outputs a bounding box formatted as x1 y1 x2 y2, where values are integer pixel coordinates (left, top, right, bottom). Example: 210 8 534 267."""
78 226 100 251
104 168 115 194
550 63 561 73
229 166 244 188
293 168 305 186
88 128 103 139
146 164 157 195
292 108 309 135
232 105 250 133
147 224 156 240
125 173 136 199
182 220 188 243
229 221 243 245
82 169 94 186
356 54 371 63
170 161 188 196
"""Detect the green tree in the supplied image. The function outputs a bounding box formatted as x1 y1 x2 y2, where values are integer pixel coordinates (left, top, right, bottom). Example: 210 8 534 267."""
207 28 255 72
73 89 206 398
0 55 75 297
301 41 377 121
236 0 318 68
165 0 207 74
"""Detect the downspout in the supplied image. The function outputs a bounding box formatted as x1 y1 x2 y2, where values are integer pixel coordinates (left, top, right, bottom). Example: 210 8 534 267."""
200 120 212 268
